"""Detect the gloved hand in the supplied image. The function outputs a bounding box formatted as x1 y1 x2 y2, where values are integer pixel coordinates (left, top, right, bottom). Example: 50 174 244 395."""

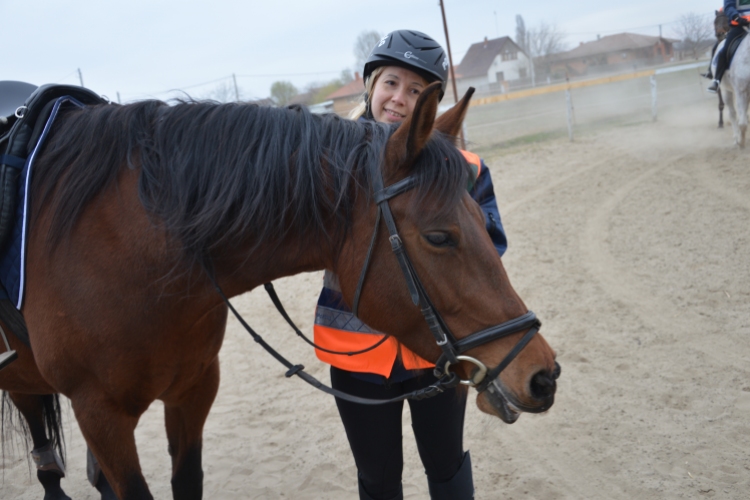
734 14 750 26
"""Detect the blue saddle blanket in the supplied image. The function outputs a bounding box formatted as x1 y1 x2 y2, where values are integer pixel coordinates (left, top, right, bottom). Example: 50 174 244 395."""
0 96 85 309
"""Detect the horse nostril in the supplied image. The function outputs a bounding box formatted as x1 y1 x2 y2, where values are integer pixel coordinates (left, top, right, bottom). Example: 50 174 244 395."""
552 361 561 380
530 367 558 400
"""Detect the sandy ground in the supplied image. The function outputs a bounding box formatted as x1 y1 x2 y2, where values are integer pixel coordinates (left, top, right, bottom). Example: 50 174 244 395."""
1 97 749 499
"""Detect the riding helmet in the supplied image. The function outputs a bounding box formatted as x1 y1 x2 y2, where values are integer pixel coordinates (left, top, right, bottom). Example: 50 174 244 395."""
364 30 449 100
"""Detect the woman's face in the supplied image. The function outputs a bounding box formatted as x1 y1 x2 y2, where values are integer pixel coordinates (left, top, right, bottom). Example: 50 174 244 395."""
370 66 429 124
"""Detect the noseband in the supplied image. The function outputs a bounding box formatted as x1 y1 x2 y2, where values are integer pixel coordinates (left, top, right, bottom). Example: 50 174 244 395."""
351 157 541 391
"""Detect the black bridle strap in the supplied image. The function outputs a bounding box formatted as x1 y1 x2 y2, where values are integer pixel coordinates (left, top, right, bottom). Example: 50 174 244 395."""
476 321 541 393
450 311 539 355
209 274 460 404
351 208 380 318
264 282 389 356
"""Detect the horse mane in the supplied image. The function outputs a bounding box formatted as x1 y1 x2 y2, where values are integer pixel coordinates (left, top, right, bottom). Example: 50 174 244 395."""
32 100 469 263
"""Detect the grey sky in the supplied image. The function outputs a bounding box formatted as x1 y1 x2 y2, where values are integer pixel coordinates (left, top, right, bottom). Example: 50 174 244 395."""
3 0 715 102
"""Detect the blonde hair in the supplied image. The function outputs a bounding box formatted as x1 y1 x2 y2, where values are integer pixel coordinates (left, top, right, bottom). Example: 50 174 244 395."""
348 66 385 120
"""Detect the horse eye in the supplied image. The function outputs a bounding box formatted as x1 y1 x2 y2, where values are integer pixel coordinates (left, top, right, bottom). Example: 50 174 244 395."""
424 232 454 247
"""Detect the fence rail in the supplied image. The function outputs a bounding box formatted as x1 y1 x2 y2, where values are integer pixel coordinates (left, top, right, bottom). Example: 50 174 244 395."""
462 61 714 150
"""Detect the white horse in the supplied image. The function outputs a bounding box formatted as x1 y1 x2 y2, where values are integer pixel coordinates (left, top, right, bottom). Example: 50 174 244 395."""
713 29 750 147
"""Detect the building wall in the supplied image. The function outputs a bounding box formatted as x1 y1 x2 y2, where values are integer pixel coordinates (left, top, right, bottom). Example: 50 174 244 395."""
486 52 532 83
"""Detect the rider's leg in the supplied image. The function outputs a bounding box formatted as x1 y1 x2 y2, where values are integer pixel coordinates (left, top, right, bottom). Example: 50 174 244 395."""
704 39 721 79
710 26 746 91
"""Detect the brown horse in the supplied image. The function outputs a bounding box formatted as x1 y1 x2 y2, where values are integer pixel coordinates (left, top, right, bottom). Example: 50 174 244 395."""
0 82 558 499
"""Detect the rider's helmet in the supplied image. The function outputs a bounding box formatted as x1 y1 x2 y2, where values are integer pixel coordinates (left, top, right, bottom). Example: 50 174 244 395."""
364 30 449 100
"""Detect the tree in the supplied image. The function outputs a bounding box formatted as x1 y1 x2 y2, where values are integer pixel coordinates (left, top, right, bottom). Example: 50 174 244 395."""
674 12 713 60
527 22 567 60
202 81 242 102
270 81 298 107
526 22 568 82
354 30 385 71
515 15 528 55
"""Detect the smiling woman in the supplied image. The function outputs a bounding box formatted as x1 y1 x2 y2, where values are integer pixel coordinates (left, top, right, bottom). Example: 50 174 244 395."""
312 29 516 500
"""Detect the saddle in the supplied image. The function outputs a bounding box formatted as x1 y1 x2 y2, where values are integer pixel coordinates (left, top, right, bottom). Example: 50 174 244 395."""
726 29 749 68
0 83 106 362
0 83 106 253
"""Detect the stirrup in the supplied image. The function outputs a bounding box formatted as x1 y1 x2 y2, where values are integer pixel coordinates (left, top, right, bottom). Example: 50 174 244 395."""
0 324 17 371
707 80 720 93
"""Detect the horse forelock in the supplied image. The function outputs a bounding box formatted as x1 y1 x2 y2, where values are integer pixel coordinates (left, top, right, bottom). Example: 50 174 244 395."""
32 100 469 265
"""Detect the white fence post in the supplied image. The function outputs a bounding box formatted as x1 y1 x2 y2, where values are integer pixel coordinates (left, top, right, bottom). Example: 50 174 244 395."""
651 75 658 122
565 89 574 142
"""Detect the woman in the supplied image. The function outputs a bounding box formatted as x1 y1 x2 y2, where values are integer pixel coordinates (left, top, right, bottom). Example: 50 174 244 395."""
313 30 507 500
708 0 750 93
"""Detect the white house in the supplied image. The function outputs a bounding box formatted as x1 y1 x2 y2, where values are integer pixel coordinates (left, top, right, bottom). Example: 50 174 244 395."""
455 36 531 96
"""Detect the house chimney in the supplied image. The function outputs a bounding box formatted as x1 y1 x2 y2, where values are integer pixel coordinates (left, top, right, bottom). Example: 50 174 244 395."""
355 71 360 80
580 42 584 46
484 36 488 48
597 34 600 40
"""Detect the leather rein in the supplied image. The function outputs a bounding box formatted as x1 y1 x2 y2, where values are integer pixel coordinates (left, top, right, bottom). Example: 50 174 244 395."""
209 155 541 403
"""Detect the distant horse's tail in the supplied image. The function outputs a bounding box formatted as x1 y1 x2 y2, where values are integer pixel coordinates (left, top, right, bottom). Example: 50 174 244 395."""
1 392 66 468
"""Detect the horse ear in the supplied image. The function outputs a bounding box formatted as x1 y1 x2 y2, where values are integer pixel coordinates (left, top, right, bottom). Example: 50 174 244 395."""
384 81 442 177
434 87 475 139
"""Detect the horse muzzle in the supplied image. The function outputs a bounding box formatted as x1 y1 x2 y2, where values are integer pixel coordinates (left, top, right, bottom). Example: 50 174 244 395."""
480 361 560 424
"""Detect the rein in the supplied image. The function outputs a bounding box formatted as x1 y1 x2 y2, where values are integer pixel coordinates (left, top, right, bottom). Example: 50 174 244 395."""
210 277 460 404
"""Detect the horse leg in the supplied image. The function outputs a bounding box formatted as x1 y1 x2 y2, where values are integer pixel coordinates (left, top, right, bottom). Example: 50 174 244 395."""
724 88 740 144
86 447 118 500
718 88 725 128
164 359 220 500
71 395 153 500
5 392 70 500
735 90 748 148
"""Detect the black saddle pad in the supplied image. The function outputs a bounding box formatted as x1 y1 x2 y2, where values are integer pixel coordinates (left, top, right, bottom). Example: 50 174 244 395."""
727 30 748 67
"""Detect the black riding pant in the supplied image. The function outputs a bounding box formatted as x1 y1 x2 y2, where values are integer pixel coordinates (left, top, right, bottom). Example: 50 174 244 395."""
716 26 746 82
331 366 468 500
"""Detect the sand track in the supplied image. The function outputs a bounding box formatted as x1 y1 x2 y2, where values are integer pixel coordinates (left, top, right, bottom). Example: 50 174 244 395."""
2 98 749 499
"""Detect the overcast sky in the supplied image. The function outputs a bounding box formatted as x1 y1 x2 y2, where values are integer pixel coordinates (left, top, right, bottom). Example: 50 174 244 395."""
2 0 714 103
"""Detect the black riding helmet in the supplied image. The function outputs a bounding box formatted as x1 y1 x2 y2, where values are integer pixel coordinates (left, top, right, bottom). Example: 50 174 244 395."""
364 30 449 100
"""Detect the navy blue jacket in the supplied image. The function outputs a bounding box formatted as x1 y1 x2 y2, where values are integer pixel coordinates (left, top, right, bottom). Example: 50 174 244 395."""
725 0 749 21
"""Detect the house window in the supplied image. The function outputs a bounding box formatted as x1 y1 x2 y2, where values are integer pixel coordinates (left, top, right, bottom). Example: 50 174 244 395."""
501 50 517 61
496 71 505 82
519 68 527 79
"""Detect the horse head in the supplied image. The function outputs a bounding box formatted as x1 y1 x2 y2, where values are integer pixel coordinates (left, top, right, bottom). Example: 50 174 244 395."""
716 9 730 39
335 82 559 423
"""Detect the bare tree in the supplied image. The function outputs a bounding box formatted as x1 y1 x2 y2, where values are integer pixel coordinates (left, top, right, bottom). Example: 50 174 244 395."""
270 81 298 107
354 30 385 71
527 22 567 59
202 81 241 103
674 12 713 60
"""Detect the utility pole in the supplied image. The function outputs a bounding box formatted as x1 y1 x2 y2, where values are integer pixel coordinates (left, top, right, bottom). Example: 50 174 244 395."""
232 73 240 101
439 0 467 147
77 68 84 87
439 0 459 106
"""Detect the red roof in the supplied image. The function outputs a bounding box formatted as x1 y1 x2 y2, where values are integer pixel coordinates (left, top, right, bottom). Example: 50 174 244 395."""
326 75 365 100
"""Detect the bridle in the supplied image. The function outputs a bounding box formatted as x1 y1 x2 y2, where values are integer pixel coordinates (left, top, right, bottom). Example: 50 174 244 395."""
350 154 541 392
209 150 542 403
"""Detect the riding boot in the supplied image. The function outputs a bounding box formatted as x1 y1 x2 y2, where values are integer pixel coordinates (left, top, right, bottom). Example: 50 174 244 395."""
709 56 728 93
358 473 404 500
427 451 474 500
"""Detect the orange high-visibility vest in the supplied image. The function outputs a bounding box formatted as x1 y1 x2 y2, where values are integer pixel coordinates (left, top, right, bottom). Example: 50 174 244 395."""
313 150 483 378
